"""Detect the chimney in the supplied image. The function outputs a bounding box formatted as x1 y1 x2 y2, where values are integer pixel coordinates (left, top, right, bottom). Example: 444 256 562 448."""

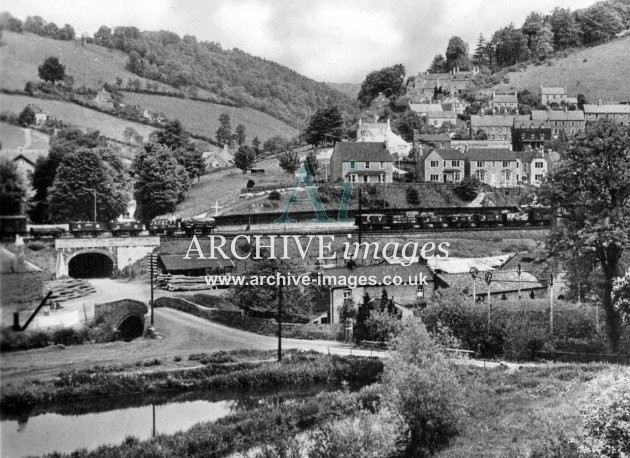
598 99 602 106
359 118 362 127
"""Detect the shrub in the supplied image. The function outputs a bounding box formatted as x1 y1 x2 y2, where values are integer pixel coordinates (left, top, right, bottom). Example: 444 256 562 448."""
406 186 420 205
268 190 281 200
583 389 630 457
52 327 88 346
27 241 46 251
453 177 479 201
382 318 468 456
247 179 255 188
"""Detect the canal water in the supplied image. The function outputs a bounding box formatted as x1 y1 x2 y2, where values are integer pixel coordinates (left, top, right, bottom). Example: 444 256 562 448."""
1 385 333 457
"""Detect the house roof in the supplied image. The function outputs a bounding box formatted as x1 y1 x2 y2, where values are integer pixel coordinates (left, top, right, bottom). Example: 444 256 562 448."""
332 142 393 162
409 103 443 114
466 148 517 161
531 110 584 121
427 253 514 274
345 170 386 176
417 134 452 142
441 103 454 112
541 87 566 95
158 255 235 272
471 115 514 127
430 148 467 160
323 263 432 289
427 111 456 119
583 104 630 114
493 93 518 103
436 271 545 295
1 149 45 165
516 150 544 164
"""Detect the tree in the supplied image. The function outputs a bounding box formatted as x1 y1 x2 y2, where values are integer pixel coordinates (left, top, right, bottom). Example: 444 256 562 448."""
132 143 189 223
472 35 490 67
357 64 405 107
427 54 447 74
252 135 261 151
24 15 45 35
576 3 624 45
263 135 291 154
613 270 630 323
379 289 389 312
123 126 138 144
57 24 75 40
38 56 66 84
18 106 36 126
492 25 530 67
445 36 470 71
303 105 343 147
278 150 300 174
304 151 319 177
393 111 422 142
154 120 204 180
234 145 256 173
577 93 587 110
0 159 31 215
0 12 23 32
215 112 232 146
550 8 582 49
354 292 372 343
47 149 129 222
538 119 630 352
235 124 246 146
523 12 554 59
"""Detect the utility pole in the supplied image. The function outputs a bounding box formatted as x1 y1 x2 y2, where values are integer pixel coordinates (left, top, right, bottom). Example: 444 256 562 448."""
549 274 554 335
484 272 492 329
150 251 154 326
517 263 522 299
278 280 283 362
470 267 478 305
358 188 363 244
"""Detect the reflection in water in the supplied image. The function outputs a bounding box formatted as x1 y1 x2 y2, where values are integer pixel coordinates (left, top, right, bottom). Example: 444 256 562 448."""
0 384 345 458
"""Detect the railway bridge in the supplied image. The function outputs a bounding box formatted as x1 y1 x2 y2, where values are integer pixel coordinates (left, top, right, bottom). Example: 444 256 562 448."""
54 237 160 279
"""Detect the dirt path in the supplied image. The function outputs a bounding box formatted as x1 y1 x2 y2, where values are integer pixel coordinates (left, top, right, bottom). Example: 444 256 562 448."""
0 308 352 383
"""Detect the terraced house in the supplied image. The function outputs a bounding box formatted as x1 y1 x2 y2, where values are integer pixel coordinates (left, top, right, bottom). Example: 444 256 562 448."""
470 114 514 142
468 148 520 187
491 91 518 114
330 142 394 184
530 109 585 138
421 148 467 183
583 101 630 126
512 115 552 151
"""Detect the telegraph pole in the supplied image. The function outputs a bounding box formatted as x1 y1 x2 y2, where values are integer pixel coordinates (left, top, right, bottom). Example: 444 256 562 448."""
470 267 478 304
549 274 554 335
150 251 154 326
517 263 522 299
484 272 493 329
278 280 283 362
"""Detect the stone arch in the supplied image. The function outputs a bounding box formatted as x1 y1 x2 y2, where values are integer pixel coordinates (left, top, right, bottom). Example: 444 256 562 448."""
67 249 116 278
116 313 145 340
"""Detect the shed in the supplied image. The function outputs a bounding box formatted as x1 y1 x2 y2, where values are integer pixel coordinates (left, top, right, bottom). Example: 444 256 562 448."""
157 255 235 276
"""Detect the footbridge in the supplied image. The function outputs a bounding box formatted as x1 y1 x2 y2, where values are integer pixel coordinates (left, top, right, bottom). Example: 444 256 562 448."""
55 237 160 278
94 299 148 339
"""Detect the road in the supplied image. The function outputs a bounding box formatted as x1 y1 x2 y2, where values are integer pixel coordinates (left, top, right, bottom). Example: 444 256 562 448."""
0 307 353 383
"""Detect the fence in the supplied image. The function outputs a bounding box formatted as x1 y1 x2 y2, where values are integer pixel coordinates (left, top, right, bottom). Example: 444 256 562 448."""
534 350 630 365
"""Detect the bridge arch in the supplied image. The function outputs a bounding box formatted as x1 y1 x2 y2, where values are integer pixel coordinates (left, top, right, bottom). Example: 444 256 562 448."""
67 249 116 278
116 313 145 340
94 299 147 341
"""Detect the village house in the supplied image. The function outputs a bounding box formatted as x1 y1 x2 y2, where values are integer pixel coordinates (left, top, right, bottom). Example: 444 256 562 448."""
0 122 49 178
441 96 467 115
324 263 434 324
512 115 552 151
583 100 630 126
202 145 234 169
467 148 521 187
407 67 480 100
408 102 443 117
414 133 452 149
369 92 390 111
470 114 514 142
449 67 480 94
426 110 457 128
330 142 394 184
540 84 567 107
434 270 546 301
93 88 114 110
531 109 585 138
422 148 467 183
356 118 411 157
491 91 518 113
516 149 548 186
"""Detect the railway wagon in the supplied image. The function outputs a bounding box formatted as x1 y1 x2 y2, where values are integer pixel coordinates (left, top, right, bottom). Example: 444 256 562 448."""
69 221 109 237
109 221 144 237
149 219 180 236
180 217 216 236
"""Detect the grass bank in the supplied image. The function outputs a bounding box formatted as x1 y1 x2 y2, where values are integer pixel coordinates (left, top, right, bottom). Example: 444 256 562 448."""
0 351 383 412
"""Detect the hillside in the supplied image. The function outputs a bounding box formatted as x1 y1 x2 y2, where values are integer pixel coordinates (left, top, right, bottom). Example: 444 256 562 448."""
494 35 630 103
326 82 361 99
122 92 297 141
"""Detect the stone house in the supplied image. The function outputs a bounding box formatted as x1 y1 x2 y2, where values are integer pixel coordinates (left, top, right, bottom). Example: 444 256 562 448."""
434 270 546 301
324 263 434 324
512 115 552 151
491 91 518 113
516 149 548 186
370 92 390 111
330 142 394 184
408 103 443 116
422 148 467 183
470 114 514 142
530 109 585 138
426 110 457 128
467 148 521 187
414 133 452 149
540 84 567 106
93 89 114 110
583 100 630 126
356 119 411 157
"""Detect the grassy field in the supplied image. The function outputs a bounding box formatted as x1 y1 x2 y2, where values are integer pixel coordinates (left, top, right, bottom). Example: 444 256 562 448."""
494 35 630 103
0 31 175 93
122 92 297 142
0 93 157 143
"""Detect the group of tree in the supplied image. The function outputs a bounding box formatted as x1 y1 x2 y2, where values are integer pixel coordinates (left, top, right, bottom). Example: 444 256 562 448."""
152 120 205 181
0 159 31 215
357 64 406 107
302 105 343 147
215 112 248 148
0 12 75 40
354 290 404 344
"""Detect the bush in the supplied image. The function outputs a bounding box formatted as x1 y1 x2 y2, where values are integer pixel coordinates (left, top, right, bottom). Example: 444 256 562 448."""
406 186 419 205
27 241 46 251
268 190 281 200
382 318 467 456
453 177 479 201
583 389 630 457
247 179 255 188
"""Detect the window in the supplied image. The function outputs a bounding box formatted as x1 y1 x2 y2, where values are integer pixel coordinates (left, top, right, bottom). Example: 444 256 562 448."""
521 133 525 139
492 161 496 167
477 161 484 167
535 174 543 181
452 160 460 167
554 121 558 126
380 162 384 169
571 121 575 126
416 285 424 298
443 161 447 167
454 172 461 181
554 128 558 134
535 161 544 169
430 160 439 167
476 170 485 181
342 289 352 300
503 161 509 167
365 162 370 169
430 174 439 181
530 134 535 140
350 160 356 170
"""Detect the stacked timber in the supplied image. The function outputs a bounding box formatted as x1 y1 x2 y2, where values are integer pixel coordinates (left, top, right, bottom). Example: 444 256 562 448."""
156 274 218 291
43 278 96 302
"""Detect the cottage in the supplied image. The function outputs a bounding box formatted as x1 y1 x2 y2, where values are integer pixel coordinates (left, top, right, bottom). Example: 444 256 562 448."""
426 110 457 128
0 122 49 177
422 148 466 183
94 89 114 109
470 114 514 142
516 150 548 186
330 142 394 184
434 270 546 301
467 148 520 187
451 139 512 151
512 115 552 151
583 100 630 126
491 91 518 113
407 67 479 99
540 84 567 107
369 92 390 111
408 103 443 116
324 263 434 324
441 96 467 115
157 255 235 277
356 119 411 157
